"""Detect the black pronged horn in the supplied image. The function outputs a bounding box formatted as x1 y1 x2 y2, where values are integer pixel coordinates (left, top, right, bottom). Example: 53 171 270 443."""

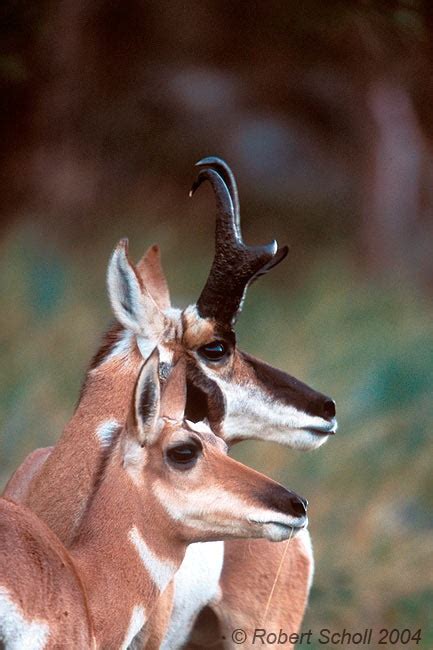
190 160 287 325
196 156 240 226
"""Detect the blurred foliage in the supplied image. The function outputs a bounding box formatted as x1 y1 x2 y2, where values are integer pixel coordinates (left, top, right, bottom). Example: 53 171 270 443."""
1 0 433 644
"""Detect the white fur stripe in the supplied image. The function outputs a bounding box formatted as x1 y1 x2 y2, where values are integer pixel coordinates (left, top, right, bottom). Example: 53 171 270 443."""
128 527 175 592
95 419 120 448
121 604 146 650
0 586 49 649
160 542 224 650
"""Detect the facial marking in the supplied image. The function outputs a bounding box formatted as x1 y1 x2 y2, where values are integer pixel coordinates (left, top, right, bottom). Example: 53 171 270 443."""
151 483 304 535
95 419 121 448
0 586 50 650
197 370 336 450
182 306 216 349
121 604 146 650
128 526 175 592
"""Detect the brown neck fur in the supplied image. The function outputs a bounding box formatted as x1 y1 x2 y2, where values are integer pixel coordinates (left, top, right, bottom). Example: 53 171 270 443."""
69 444 185 647
25 323 141 546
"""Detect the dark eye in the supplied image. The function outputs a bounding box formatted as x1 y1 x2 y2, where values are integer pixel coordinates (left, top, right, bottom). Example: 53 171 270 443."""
198 340 228 362
166 443 201 468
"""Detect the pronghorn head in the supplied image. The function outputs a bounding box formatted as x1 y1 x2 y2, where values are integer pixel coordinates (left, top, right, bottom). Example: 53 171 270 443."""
123 349 308 543
107 157 337 451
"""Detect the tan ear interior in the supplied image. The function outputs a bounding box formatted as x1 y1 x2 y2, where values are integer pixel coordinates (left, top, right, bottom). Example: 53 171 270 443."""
136 244 171 311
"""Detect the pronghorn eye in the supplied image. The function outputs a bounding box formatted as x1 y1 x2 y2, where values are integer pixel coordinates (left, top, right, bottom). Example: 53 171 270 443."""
166 442 201 467
198 341 228 362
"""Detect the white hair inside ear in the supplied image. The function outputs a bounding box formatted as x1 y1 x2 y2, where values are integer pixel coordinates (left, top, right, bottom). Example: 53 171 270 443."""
107 239 166 340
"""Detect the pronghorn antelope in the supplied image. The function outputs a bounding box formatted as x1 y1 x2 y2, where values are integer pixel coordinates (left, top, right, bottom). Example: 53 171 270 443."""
3 158 336 647
0 351 309 649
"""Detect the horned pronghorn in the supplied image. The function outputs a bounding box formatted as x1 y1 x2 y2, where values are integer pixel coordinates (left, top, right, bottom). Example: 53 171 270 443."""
0 351 309 649
3 158 336 648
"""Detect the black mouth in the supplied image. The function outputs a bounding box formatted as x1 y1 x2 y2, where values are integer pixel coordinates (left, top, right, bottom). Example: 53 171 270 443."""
309 427 335 436
253 517 308 530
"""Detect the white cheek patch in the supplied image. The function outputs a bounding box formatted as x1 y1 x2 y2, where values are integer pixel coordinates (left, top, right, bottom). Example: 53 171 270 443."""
128 526 176 592
198 371 336 450
0 586 50 650
121 604 146 650
95 419 121 448
160 541 224 650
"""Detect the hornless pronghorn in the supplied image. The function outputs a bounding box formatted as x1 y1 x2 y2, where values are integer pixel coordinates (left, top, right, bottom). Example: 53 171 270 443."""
0 351 309 649
3 158 336 648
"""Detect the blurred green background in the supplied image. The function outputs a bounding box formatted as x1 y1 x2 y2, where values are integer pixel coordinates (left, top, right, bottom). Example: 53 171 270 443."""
1 1 432 646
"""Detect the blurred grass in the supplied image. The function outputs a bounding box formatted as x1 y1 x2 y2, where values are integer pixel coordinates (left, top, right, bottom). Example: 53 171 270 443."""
1 215 432 644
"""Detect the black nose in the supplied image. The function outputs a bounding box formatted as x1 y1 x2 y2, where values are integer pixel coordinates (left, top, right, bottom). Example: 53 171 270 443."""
263 485 308 519
289 494 308 518
321 398 336 420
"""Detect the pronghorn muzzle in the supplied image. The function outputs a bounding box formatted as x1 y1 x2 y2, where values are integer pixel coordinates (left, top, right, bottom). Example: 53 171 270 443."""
242 351 336 426
264 484 308 519
248 479 308 541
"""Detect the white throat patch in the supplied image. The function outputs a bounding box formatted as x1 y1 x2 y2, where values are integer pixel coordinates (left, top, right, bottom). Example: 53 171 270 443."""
121 604 146 650
128 526 176 593
160 541 224 650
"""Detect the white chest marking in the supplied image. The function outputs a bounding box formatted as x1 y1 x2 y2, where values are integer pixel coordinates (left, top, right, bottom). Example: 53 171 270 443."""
0 587 49 650
297 528 315 593
121 604 146 650
160 541 224 650
95 419 120 448
129 527 175 592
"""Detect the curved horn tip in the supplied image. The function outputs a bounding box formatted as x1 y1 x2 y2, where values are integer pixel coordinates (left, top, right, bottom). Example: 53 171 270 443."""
265 239 278 256
195 156 227 167
189 176 205 198
189 168 232 202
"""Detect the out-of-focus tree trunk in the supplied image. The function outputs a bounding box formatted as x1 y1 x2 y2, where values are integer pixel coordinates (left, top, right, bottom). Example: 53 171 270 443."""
361 82 426 276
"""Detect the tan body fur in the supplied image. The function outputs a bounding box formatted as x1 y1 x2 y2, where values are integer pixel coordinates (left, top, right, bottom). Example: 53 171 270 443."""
1 354 307 649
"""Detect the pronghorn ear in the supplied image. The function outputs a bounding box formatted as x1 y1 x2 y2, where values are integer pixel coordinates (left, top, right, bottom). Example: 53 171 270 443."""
130 348 161 445
136 244 171 311
160 358 187 421
107 239 166 339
